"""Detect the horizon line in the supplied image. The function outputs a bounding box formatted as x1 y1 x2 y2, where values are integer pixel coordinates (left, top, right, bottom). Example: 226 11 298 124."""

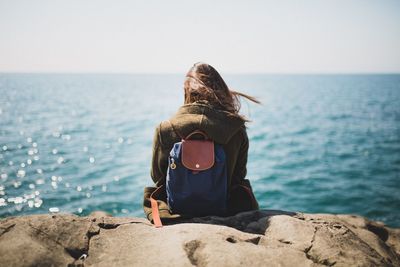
0 71 400 75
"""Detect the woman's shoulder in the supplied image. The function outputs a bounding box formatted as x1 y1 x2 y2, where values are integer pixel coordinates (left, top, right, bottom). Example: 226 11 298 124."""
157 120 174 134
154 120 180 147
230 124 248 143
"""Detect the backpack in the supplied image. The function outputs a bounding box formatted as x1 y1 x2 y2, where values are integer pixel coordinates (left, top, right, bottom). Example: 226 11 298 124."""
166 130 228 216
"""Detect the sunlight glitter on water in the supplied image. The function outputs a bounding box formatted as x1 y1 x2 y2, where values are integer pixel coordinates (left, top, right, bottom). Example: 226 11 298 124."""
16 170 25 178
49 207 59 213
57 157 65 164
0 74 399 227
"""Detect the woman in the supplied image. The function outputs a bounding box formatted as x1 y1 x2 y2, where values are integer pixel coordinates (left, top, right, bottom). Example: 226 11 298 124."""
143 62 260 225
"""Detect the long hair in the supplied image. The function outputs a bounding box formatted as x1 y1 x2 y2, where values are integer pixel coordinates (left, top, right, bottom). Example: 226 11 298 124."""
184 62 260 121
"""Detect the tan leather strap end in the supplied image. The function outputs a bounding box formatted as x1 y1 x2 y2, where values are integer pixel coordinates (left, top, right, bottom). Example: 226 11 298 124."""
150 197 163 228
150 185 164 228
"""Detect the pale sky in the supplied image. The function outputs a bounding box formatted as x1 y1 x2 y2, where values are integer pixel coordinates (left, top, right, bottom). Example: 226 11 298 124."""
0 0 399 73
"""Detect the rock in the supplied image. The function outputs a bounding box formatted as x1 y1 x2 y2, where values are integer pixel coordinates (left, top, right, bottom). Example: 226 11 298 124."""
89 211 112 218
0 210 399 267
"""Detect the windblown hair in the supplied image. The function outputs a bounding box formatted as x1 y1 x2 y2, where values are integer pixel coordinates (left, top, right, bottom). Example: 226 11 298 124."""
184 62 260 121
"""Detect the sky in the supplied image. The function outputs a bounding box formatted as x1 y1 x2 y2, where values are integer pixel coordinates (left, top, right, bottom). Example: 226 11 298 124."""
0 0 399 73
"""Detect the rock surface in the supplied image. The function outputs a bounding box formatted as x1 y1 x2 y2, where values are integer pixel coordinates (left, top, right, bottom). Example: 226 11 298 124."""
1 210 399 267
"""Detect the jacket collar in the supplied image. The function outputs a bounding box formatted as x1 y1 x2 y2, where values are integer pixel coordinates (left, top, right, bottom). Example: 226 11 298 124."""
169 102 245 144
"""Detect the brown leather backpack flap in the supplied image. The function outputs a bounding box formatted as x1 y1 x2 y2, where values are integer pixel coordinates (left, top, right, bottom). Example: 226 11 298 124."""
182 140 214 171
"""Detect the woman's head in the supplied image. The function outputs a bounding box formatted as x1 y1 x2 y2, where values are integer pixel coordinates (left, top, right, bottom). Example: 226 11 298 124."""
184 62 260 120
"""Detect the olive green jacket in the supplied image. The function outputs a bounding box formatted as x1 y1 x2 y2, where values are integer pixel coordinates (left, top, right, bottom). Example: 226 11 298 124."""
143 102 259 223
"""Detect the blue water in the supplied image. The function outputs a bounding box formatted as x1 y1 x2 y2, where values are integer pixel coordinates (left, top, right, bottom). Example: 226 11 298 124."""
0 74 399 227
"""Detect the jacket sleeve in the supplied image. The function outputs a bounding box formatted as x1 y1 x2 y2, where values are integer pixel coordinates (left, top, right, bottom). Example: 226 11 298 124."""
231 127 249 184
150 124 170 187
228 127 259 213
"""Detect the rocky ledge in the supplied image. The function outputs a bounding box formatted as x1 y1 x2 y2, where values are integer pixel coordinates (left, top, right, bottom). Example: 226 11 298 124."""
1 210 399 267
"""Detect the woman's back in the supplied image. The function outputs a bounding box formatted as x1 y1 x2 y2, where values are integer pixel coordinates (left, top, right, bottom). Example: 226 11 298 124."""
152 101 248 188
143 63 259 225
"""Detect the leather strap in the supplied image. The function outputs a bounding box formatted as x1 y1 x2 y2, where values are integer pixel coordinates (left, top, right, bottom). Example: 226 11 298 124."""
150 186 163 228
167 120 209 141
184 130 209 140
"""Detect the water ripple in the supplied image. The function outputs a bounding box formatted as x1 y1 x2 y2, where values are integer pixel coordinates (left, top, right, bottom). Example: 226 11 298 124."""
1 74 400 227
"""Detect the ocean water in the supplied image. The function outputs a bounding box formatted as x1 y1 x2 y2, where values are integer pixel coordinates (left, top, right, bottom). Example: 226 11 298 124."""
0 74 399 227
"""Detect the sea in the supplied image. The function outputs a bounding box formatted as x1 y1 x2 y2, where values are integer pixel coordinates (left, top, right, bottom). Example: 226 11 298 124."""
0 74 399 227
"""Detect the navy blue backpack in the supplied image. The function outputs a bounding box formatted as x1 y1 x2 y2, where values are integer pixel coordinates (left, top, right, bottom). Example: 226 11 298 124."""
166 130 228 216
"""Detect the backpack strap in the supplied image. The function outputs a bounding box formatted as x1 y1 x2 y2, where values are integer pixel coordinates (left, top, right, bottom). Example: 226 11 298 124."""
166 120 184 140
166 120 209 141
150 185 164 228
